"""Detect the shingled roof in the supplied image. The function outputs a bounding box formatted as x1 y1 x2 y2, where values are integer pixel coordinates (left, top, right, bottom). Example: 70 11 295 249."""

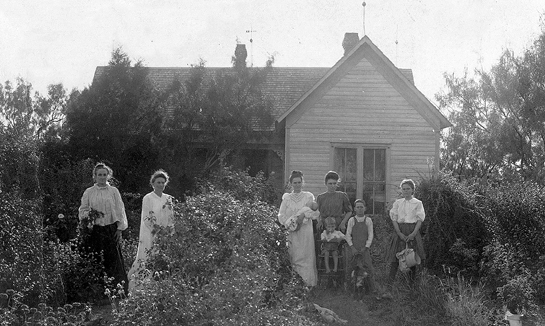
93 66 415 120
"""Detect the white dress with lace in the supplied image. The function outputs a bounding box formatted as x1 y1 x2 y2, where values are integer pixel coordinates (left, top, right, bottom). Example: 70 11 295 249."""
278 191 319 286
128 192 174 292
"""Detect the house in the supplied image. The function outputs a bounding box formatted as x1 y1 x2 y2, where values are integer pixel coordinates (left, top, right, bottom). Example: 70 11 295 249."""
93 33 451 213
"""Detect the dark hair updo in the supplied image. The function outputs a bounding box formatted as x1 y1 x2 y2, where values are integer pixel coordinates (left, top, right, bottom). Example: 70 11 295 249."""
93 162 113 180
324 171 340 183
289 170 304 183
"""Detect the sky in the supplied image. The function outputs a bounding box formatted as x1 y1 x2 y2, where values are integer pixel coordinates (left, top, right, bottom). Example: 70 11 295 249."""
1 0 544 104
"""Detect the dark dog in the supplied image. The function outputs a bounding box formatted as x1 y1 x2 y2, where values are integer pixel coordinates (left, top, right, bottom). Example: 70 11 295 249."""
351 253 369 300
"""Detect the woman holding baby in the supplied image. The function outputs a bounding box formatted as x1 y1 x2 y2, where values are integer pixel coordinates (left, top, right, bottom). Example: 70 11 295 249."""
277 170 320 286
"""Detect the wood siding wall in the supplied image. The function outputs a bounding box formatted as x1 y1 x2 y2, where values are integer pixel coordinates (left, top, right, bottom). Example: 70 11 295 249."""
286 57 436 208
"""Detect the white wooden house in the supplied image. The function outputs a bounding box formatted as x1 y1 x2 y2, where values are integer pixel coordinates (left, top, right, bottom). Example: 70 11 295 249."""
93 33 451 212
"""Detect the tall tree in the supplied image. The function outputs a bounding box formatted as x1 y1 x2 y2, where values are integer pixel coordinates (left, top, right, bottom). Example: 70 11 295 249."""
159 45 275 189
0 79 67 197
438 27 545 183
65 47 164 192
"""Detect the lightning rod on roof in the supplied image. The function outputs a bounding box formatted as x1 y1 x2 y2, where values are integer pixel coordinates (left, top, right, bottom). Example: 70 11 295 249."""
395 24 399 66
362 2 366 36
246 27 257 67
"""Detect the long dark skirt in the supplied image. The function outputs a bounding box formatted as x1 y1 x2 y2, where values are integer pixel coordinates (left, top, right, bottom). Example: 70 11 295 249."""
87 223 129 294
386 223 426 263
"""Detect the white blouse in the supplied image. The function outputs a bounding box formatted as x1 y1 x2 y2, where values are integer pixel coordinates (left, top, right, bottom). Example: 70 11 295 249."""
277 191 319 227
141 192 174 230
78 184 128 230
389 197 425 224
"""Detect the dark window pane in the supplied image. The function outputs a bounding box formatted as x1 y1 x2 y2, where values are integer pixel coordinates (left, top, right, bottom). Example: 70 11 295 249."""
363 149 374 181
334 148 357 184
375 149 386 181
346 149 357 183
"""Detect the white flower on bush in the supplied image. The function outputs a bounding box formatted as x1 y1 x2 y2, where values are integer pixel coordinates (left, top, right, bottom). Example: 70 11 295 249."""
58 214 65 219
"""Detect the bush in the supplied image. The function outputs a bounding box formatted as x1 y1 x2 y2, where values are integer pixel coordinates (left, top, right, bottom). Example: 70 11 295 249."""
416 172 487 276
113 167 318 324
0 289 91 326
480 182 545 309
0 192 52 305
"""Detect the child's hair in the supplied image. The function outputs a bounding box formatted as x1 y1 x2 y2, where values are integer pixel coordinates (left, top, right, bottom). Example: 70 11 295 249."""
325 216 336 227
400 178 416 190
354 199 366 206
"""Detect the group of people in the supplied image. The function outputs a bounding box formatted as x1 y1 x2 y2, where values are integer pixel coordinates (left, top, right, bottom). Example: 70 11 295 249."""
77 162 425 299
277 170 426 296
78 163 174 295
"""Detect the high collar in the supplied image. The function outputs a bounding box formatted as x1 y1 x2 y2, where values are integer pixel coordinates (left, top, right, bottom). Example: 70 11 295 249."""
94 183 109 189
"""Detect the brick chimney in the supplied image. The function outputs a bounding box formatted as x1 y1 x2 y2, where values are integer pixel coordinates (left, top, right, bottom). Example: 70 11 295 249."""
342 33 359 56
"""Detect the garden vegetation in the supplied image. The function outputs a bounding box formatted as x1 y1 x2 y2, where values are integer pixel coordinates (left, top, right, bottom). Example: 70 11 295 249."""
2 25 545 325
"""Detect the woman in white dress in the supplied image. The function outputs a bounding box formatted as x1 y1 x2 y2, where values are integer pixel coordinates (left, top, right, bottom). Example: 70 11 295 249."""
128 170 174 292
278 170 320 286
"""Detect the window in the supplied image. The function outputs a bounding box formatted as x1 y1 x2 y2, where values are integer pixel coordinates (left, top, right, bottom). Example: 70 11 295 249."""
333 146 387 215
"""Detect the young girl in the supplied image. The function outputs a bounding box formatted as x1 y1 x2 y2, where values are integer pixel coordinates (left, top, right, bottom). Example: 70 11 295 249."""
320 217 345 273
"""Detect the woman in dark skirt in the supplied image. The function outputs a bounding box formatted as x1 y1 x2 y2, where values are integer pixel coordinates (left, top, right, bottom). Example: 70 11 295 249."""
386 179 425 287
79 163 129 295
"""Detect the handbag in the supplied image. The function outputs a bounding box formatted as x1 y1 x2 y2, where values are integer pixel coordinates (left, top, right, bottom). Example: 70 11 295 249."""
396 242 421 272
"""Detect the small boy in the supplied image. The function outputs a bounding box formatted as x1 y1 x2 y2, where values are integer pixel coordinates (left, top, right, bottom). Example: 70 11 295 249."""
321 216 345 273
345 199 376 294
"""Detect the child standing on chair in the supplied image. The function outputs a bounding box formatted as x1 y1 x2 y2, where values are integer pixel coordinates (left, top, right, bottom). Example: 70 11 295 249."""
345 199 376 293
321 216 345 273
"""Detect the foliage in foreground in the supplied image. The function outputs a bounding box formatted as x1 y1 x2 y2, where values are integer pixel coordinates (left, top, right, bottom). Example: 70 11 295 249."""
418 171 545 318
111 168 324 325
0 289 92 326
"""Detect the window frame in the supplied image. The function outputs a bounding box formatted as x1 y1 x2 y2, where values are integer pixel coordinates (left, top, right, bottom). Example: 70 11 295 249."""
330 142 391 215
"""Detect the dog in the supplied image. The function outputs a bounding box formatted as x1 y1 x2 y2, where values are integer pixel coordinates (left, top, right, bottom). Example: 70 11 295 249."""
351 253 369 300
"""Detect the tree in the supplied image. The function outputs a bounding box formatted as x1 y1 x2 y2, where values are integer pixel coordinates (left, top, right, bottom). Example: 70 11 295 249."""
159 45 275 191
64 47 164 192
438 26 545 183
0 78 68 197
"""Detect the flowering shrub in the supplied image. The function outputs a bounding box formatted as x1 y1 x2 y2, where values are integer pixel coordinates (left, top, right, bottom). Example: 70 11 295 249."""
112 168 323 324
0 289 91 325
0 192 55 305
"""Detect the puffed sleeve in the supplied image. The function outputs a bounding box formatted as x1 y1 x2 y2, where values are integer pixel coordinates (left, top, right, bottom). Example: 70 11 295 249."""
320 230 327 241
277 193 290 226
113 187 128 230
389 199 400 222
78 188 91 221
415 200 425 222
141 195 153 230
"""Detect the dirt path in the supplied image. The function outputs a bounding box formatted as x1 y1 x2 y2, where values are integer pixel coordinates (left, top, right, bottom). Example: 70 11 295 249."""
311 287 397 326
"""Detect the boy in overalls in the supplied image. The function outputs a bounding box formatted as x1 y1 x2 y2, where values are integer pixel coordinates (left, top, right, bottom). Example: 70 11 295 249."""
345 199 376 295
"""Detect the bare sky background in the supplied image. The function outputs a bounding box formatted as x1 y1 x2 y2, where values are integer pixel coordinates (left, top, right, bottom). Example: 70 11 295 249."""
1 0 544 104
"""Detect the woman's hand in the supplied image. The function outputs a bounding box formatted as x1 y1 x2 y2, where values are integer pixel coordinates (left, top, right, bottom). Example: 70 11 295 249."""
406 233 416 242
317 218 323 230
297 213 305 224
398 232 407 241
